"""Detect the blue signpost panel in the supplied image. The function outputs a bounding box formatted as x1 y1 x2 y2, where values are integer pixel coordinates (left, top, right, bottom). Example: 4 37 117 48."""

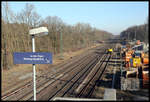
13 52 52 64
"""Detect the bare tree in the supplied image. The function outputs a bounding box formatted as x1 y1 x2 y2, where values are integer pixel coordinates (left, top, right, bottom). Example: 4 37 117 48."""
16 3 41 28
1 2 113 70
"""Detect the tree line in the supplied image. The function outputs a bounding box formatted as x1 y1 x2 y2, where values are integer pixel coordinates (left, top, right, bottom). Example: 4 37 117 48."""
120 18 148 43
2 3 113 70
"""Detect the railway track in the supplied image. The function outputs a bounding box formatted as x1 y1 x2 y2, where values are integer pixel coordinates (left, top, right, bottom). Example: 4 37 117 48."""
87 46 119 99
48 54 102 100
2 49 95 100
30 46 108 100
76 53 111 98
2 45 97 97
2 44 115 101
61 45 115 98
22 52 97 100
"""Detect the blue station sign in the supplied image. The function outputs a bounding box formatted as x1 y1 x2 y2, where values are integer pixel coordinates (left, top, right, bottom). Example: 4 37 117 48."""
13 52 52 64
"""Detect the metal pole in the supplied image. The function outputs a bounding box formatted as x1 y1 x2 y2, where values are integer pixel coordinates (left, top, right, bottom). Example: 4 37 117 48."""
112 53 117 88
32 35 36 100
135 30 136 40
60 30 63 59
128 32 129 40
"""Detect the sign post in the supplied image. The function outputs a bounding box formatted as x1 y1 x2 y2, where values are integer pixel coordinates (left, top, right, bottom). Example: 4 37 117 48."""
29 27 48 101
13 27 50 101
32 35 36 101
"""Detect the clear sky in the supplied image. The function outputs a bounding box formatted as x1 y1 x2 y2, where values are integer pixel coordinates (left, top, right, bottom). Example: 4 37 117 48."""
2 1 149 35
